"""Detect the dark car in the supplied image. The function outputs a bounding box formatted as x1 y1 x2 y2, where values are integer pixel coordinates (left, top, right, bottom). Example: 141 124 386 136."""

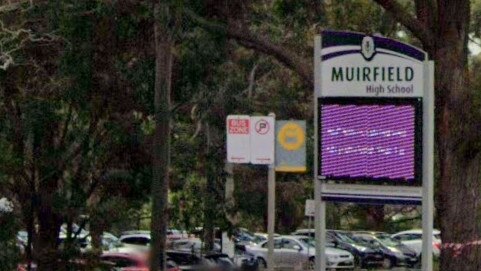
204 253 237 271
166 250 213 271
327 230 384 268
233 228 255 245
359 232 419 268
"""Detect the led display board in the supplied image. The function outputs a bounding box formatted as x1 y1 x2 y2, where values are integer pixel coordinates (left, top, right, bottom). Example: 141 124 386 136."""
318 97 422 185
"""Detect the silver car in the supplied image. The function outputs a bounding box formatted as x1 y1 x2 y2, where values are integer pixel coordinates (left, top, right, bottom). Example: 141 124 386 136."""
245 235 354 270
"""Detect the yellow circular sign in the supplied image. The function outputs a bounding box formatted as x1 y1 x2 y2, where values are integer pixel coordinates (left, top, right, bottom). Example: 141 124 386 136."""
278 122 305 151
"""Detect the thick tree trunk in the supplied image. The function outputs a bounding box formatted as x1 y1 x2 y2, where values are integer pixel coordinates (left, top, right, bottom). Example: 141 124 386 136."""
149 2 172 271
434 1 481 270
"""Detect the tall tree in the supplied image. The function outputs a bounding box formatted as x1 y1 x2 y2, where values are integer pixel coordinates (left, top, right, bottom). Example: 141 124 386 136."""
150 1 173 270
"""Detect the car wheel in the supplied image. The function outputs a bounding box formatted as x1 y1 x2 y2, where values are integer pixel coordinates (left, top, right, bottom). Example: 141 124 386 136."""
382 258 393 269
354 256 362 268
308 257 315 270
258 258 267 271
414 254 422 268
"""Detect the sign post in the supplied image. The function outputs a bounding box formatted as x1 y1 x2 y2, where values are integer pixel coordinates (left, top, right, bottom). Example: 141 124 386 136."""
314 31 434 271
226 114 276 271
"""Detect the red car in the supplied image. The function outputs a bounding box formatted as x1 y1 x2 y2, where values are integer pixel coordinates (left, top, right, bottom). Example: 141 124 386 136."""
101 252 180 271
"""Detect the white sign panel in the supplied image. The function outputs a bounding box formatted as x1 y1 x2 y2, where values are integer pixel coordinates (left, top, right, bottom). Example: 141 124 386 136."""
226 115 250 163
320 32 426 98
250 116 275 164
305 199 315 217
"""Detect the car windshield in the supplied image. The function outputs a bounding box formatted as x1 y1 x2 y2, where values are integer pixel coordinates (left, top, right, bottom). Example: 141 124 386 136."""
377 236 400 247
335 232 356 244
253 236 266 244
298 237 315 247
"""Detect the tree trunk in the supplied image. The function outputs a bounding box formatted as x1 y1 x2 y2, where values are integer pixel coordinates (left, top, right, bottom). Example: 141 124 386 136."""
35 190 61 271
149 1 172 271
203 123 216 252
365 206 385 231
433 1 481 270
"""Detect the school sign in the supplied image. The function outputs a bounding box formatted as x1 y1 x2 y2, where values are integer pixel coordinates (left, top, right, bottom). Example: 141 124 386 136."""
316 31 433 204
321 31 425 98
313 30 435 271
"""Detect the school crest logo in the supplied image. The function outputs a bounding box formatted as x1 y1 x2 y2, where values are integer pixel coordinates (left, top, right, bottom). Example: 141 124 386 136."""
361 36 376 61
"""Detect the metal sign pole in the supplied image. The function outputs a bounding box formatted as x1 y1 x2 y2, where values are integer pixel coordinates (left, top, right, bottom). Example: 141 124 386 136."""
314 35 326 271
421 61 434 271
267 113 276 271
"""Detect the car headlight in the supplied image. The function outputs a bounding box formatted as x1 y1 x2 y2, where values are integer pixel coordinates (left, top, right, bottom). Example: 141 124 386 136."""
391 248 404 257
354 245 367 252
327 255 339 260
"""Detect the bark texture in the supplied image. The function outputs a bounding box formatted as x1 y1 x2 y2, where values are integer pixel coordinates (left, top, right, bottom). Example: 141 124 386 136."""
433 1 481 270
149 2 172 271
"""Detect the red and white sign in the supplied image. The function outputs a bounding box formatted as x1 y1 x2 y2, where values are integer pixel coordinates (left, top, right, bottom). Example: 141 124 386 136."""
250 116 275 164
226 115 250 163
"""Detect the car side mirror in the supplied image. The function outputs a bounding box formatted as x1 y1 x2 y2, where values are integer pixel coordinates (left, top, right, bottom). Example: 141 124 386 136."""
332 240 339 247
293 245 302 251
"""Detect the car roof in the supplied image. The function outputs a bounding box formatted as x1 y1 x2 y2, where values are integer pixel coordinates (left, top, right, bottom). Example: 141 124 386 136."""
121 230 151 235
351 231 389 235
254 233 279 237
393 229 441 235
281 235 308 240
292 229 314 233
120 233 151 239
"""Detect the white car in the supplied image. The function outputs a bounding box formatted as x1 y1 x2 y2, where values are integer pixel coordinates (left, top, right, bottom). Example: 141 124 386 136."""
118 232 151 253
245 235 354 270
252 233 280 245
391 229 441 257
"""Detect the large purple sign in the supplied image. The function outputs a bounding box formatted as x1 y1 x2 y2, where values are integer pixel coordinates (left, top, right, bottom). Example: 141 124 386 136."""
319 98 421 183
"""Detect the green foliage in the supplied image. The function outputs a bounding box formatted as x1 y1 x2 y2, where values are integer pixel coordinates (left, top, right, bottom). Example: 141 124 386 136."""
0 202 19 271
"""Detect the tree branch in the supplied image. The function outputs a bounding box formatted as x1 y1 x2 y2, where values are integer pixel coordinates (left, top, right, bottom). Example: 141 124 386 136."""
373 0 434 48
185 9 313 88
414 0 436 29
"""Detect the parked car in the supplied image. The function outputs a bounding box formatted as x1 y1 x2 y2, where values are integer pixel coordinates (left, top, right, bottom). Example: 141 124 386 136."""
17 263 37 271
17 231 29 254
391 229 441 258
168 229 188 241
233 250 259 271
83 232 121 252
18 259 116 271
204 253 238 271
245 235 354 270
327 230 384 268
251 233 280 245
349 232 418 268
166 250 215 271
233 228 256 245
101 252 180 271
291 229 315 238
171 238 221 254
119 232 151 253
292 229 383 268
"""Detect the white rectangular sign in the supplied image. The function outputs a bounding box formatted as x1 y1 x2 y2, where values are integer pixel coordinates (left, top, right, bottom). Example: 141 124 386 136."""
321 53 424 97
226 115 250 163
305 199 315 217
250 116 275 164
